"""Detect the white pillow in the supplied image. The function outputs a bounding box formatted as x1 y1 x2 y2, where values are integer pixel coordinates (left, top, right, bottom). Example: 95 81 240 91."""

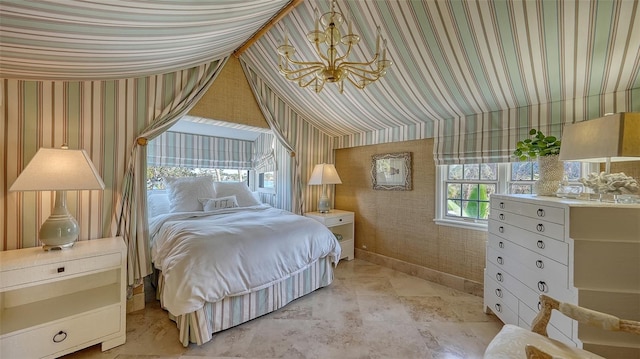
164 176 216 212
199 195 239 211
213 182 261 207
147 192 171 218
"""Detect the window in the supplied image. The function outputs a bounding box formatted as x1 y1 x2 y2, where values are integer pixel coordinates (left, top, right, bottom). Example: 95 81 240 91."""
147 167 249 190
258 171 275 189
435 161 591 230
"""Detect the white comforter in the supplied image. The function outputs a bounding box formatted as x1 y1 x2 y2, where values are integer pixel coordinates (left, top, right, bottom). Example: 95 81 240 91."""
150 205 341 316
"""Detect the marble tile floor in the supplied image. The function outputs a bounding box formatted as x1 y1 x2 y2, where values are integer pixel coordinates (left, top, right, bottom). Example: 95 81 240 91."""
63 259 502 359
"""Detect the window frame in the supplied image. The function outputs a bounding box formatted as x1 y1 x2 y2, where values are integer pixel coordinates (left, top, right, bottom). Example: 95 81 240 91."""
434 162 596 231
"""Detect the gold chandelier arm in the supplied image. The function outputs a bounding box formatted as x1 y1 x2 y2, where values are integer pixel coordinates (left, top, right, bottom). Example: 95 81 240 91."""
281 53 325 68
338 54 380 69
342 66 384 78
345 75 367 90
280 64 323 81
313 41 331 63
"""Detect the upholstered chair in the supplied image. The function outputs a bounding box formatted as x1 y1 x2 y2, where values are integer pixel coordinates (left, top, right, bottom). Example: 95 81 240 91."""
484 295 640 359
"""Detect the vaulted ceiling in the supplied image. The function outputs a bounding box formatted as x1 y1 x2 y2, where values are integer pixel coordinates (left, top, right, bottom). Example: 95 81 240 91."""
2 0 639 139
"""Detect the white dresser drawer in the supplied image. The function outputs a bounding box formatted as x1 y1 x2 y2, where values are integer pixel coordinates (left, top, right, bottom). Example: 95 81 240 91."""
485 275 518 315
489 220 569 264
492 199 565 225
0 305 121 359
0 252 122 290
487 241 569 291
324 213 354 227
491 210 565 240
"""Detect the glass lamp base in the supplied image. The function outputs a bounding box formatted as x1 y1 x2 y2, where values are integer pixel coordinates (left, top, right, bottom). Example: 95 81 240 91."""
318 194 331 213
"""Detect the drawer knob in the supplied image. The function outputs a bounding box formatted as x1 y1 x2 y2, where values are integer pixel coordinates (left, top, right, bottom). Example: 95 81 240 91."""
497 256 504 265
537 240 545 249
498 226 504 233
536 224 545 232
496 272 503 282
536 260 544 269
537 208 545 217
499 202 505 209
57 267 65 273
53 330 67 343
494 303 502 313
495 288 502 298
339 218 343 222
499 213 505 220
538 281 548 292
498 241 504 249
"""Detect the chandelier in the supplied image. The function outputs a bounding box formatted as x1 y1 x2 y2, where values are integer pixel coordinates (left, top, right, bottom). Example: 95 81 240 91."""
277 1 392 93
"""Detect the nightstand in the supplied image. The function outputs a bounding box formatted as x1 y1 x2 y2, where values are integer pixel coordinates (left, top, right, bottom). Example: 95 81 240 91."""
305 210 354 260
0 237 127 358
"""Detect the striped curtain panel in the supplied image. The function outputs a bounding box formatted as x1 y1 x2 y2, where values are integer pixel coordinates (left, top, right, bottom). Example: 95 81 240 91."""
118 60 226 285
433 88 640 164
148 131 253 169
253 132 277 172
241 60 335 214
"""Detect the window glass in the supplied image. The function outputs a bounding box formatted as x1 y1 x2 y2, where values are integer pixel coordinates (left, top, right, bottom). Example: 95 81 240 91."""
147 167 248 190
259 171 275 189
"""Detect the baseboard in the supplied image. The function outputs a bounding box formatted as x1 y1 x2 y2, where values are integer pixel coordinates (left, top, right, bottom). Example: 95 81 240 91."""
354 248 483 297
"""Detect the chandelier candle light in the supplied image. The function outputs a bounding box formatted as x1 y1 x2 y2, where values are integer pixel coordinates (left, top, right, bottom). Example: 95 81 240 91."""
277 0 392 93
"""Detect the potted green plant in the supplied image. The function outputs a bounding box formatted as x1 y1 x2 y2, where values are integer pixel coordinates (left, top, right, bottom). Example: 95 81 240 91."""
513 129 564 196
513 129 561 160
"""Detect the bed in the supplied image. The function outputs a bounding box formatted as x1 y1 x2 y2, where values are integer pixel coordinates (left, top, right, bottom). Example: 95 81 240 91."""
147 177 341 346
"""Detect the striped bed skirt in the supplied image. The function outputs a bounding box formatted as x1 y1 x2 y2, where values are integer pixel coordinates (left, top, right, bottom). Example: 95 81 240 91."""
157 256 335 347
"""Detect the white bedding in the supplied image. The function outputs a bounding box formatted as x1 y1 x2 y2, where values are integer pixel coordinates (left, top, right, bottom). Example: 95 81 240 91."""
150 205 341 316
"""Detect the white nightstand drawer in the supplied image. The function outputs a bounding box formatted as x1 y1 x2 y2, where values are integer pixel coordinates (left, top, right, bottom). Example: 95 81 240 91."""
324 213 354 227
339 238 355 260
0 252 122 290
0 305 121 359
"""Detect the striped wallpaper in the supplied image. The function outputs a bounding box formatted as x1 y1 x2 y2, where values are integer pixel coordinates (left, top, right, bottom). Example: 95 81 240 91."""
148 131 254 169
1 62 223 256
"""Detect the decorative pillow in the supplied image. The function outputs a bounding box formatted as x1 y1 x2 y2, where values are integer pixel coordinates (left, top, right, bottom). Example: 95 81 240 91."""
251 191 262 203
199 195 239 211
213 181 262 207
164 176 216 212
147 192 171 218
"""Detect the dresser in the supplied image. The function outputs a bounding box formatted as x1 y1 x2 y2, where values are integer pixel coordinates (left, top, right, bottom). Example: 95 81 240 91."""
305 210 355 260
484 194 640 357
0 237 127 358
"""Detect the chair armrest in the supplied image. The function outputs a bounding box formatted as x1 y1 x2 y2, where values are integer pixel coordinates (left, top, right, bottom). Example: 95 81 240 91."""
531 294 640 337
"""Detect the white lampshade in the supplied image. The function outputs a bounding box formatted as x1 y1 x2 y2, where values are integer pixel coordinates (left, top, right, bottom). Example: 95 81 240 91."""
559 112 640 171
308 163 342 185
10 147 105 250
10 148 105 191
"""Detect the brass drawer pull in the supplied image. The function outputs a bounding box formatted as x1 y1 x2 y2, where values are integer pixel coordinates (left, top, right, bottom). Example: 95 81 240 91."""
498 241 504 249
495 288 502 298
537 208 545 217
536 260 544 269
494 303 502 313
498 226 504 233
497 256 504 265
536 223 545 232
496 273 503 282
499 202 505 209
499 213 505 220
537 240 545 249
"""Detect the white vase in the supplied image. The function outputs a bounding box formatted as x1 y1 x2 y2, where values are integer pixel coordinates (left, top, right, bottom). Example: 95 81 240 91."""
534 155 564 196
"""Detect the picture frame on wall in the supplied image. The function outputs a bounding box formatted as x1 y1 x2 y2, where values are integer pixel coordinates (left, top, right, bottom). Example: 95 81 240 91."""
371 152 412 190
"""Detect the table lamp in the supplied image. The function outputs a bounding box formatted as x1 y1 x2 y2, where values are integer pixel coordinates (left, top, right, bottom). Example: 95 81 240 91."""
9 146 106 250
559 112 640 173
308 163 342 213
